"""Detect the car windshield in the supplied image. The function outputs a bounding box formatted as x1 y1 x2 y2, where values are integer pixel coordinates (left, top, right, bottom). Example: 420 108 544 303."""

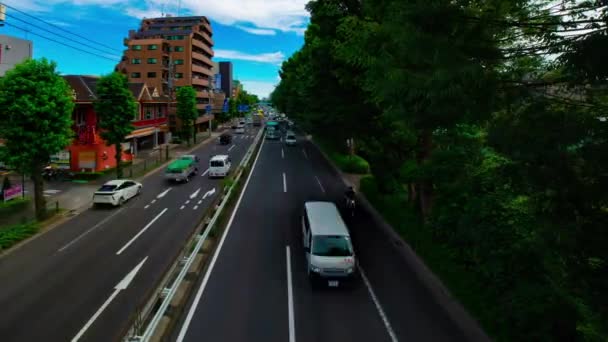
287 135 295 140
311 235 353 257
98 184 117 192
210 160 224 167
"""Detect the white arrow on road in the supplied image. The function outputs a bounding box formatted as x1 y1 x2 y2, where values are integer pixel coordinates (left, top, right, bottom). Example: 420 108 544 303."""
72 256 149 342
202 188 216 199
190 187 201 199
157 188 172 198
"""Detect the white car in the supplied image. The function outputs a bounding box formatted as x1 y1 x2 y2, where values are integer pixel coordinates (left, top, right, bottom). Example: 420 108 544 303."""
93 179 142 207
235 127 245 134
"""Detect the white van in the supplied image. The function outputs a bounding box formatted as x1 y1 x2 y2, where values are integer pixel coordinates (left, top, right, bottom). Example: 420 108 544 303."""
208 155 231 178
302 201 357 287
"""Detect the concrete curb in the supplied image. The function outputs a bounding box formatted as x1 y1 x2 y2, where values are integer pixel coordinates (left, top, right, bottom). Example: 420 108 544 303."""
309 137 491 342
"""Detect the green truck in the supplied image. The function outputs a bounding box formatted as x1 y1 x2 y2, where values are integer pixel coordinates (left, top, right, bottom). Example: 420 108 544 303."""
165 158 198 182
266 120 280 140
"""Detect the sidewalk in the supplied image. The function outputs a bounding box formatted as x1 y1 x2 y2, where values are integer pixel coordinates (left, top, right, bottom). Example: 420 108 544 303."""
0 131 222 227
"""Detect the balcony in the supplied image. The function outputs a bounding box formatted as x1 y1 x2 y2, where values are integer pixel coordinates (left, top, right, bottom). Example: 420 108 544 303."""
192 52 213 68
192 39 214 57
196 90 210 98
132 117 168 128
192 77 209 87
192 64 209 74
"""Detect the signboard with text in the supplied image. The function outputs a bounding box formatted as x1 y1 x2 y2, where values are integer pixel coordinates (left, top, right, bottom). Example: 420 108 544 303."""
3 184 22 202
50 150 71 169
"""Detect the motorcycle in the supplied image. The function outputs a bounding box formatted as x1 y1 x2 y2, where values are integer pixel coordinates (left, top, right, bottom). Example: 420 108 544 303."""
345 196 356 217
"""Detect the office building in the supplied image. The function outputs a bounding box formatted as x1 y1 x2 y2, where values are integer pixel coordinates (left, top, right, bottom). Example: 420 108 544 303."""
0 35 33 76
219 61 233 98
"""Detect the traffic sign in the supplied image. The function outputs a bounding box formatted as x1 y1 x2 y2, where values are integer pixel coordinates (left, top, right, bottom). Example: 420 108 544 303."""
206 105 212 114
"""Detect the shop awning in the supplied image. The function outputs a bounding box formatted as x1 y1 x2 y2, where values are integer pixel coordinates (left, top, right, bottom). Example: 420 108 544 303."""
125 125 167 139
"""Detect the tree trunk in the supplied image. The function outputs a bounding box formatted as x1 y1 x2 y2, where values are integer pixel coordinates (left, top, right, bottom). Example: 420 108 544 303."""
31 162 46 221
416 129 434 219
115 143 123 179
408 183 417 203
193 122 197 144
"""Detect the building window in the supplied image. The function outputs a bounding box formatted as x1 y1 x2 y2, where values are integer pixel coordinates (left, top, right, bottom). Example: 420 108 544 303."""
158 107 164 118
166 35 185 41
145 109 152 120
175 73 184 79
174 59 184 65
147 72 157 78
131 58 141 64
131 72 141 78
131 45 142 50
148 44 158 50
174 46 185 52
147 58 158 64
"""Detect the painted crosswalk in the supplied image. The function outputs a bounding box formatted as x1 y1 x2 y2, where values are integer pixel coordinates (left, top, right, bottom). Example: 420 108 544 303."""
43 189 62 197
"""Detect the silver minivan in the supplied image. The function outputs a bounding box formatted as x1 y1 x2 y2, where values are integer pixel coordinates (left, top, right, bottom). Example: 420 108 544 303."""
302 201 357 287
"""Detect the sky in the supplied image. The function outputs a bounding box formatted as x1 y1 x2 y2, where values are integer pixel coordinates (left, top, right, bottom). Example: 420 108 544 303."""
0 0 309 98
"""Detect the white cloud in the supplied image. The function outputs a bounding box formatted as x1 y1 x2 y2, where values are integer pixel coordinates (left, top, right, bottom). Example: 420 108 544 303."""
125 7 164 19
45 19 73 27
241 80 278 98
215 49 285 64
236 25 276 36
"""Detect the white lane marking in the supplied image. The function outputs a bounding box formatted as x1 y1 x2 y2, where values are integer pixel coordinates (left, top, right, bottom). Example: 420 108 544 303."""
283 172 287 193
228 144 236 151
72 256 148 341
202 188 216 199
157 188 172 198
201 168 209 177
58 208 125 252
193 205 198 210
177 137 266 342
282 148 284 159
302 149 308 159
286 246 296 342
359 266 399 342
180 205 185 210
190 188 201 199
44 189 61 194
315 176 326 193
144 205 150 209
151 199 156 204
185 200 190 204
116 208 168 255
197 200 202 205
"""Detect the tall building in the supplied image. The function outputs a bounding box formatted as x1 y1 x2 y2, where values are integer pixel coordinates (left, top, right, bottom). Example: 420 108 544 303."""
116 15 215 131
219 61 233 98
0 35 33 76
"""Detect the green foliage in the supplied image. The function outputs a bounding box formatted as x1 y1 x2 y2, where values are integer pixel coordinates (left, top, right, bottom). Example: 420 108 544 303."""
94 72 137 179
0 197 29 215
0 222 39 250
176 86 198 146
0 58 74 220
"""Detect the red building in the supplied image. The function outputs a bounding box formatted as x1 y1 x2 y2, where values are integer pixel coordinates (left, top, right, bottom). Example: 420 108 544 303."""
62 75 170 172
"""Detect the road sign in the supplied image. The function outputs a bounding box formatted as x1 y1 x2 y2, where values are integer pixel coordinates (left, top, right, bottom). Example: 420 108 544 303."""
206 105 212 114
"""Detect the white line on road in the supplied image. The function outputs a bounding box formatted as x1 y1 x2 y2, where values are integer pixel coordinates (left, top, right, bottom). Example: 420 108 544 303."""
176 137 266 342
144 205 150 209
190 188 201 199
197 200 202 205
286 246 296 342
156 188 172 198
116 208 168 255
359 266 399 342
228 144 235 151
282 148 284 159
202 188 216 199
151 199 156 204
201 168 209 177
302 149 308 159
283 172 287 193
58 208 125 252
72 256 148 341
193 205 198 210
180 205 185 210
315 176 326 193
185 200 190 204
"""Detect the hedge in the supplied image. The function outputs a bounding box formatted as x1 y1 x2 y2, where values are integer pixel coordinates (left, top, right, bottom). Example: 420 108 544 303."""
0 197 30 215
0 222 39 250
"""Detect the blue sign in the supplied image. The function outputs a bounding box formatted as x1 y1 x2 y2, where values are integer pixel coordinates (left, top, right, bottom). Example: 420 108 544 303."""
214 73 222 90
206 105 212 114
237 104 250 112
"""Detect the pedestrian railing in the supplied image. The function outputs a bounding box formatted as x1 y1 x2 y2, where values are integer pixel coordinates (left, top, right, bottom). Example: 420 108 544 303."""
123 128 264 342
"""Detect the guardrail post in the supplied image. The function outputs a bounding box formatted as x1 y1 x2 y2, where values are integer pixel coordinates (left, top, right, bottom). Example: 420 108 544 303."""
55 201 59 213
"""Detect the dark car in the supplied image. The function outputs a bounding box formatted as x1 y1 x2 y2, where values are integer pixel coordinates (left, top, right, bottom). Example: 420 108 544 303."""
219 133 233 145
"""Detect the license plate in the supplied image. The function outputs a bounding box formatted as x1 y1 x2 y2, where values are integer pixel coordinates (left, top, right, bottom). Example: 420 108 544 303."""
328 280 339 287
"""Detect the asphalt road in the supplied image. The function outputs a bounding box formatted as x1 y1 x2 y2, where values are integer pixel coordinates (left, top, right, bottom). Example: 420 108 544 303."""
176 128 468 342
0 127 260 342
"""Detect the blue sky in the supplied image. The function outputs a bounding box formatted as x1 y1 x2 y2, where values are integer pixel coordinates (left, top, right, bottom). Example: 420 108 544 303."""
0 0 308 98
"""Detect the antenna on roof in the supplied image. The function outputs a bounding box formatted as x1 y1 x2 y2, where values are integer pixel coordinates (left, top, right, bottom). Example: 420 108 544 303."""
161 3 165 17
177 0 181 16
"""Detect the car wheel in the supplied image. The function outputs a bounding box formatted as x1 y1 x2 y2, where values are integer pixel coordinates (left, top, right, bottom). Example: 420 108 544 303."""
137 186 142 196
185 176 190 183
118 197 125 206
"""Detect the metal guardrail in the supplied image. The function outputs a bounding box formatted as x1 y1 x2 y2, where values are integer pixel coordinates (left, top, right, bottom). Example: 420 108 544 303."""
123 127 265 342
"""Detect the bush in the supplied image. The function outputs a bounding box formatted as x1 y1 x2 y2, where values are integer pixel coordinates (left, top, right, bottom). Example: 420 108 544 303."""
0 221 39 250
0 196 30 215
333 154 370 174
72 172 104 181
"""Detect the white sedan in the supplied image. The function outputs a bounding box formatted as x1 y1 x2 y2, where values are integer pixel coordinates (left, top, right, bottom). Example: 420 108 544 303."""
93 179 142 207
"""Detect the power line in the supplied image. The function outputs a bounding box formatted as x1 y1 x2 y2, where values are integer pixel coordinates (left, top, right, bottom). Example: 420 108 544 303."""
0 2 123 54
3 21 120 62
2 11 122 58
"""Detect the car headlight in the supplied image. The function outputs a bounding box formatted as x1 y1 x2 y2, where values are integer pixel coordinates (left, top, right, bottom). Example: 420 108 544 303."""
310 265 321 273
346 267 355 274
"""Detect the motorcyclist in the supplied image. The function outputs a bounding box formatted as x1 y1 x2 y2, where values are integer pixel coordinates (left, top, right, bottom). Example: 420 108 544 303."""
345 186 356 205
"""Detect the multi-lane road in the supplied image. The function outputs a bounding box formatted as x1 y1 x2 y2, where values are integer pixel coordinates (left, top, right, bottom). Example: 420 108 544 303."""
0 127 260 342
175 128 471 342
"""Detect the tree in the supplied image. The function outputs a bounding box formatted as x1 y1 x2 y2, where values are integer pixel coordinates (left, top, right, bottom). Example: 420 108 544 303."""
94 72 137 179
0 58 74 220
176 86 198 146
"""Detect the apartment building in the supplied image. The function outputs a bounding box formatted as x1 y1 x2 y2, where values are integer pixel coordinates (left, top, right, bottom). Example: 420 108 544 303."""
116 16 215 132
0 34 33 76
